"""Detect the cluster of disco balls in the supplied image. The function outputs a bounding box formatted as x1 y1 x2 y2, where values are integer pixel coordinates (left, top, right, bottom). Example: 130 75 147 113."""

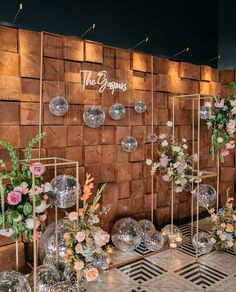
111 218 164 252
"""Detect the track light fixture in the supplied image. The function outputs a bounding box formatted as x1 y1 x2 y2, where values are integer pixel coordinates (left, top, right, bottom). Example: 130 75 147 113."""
81 23 96 38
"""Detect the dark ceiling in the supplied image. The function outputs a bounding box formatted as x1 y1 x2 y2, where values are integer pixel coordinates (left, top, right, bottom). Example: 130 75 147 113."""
0 0 219 67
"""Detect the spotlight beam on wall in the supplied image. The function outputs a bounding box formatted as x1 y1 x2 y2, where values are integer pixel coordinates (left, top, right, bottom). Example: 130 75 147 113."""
132 37 149 49
173 47 190 58
81 23 96 38
12 3 23 24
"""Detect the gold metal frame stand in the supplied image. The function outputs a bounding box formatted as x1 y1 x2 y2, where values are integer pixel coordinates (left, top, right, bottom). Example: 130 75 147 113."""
171 94 218 259
19 157 80 292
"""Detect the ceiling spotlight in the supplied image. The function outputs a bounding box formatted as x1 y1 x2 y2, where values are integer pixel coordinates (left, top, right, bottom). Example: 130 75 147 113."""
12 3 23 24
173 47 190 58
132 36 149 49
205 54 221 64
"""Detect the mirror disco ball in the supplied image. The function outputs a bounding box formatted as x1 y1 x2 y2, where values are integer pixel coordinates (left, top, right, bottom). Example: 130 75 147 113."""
49 281 75 292
200 105 211 120
48 174 81 209
0 271 31 292
121 136 138 152
145 230 164 251
109 103 125 120
111 217 142 252
49 96 69 116
83 106 105 128
138 219 156 242
39 219 70 269
161 224 182 241
28 265 60 292
193 184 217 208
192 231 214 255
135 101 147 113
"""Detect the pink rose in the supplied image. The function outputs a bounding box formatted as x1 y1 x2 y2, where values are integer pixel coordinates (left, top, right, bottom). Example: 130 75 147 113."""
85 267 99 282
86 237 94 246
162 174 170 182
29 163 45 177
101 231 110 245
175 186 183 193
0 228 14 237
220 148 229 157
219 233 225 241
216 230 222 236
20 182 29 194
221 223 226 229
75 231 86 242
32 229 41 241
75 243 83 254
68 211 78 221
74 260 84 271
7 191 22 205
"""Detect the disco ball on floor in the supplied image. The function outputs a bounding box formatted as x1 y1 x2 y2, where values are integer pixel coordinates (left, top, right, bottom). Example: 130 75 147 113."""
111 217 142 252
192 231 214 255
0 271 31 292
138 219 156 242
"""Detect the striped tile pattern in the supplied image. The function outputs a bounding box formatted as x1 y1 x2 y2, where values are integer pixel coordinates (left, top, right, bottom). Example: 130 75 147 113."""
134 242 152 256
119 258 167 284
223 249 236 256
179 241 204 257
178 224 198 239
174 261 228 288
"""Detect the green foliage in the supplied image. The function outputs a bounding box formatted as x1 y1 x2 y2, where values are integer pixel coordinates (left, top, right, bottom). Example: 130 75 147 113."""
23 203 32 216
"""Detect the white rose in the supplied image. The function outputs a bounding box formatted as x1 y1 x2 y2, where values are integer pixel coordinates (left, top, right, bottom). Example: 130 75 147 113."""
230 100 236 107
161 140 168 147
204 101 212 108
25 218 40 230
43 182 51 193
182 138 187 143
210 237 216 243
182 144 188 149
173 146 180 152
166 121 173 127
173 161 180 168
35 200 47 213
217 137 223 143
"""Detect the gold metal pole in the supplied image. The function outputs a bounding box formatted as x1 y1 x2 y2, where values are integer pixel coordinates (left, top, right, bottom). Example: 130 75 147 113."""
38 32 44 158
76 162 79 212
32 169 37 292
171 96 175 238
196 94 201 260
151 55 154 223
191 99 195 238
0 182 4 229
216 152 220 209
54 158 59 267
15 240 19 272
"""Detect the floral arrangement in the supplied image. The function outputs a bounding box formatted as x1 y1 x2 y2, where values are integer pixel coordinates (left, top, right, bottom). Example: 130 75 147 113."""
207 189 236 251
205 82 236 162
64 173 111 283
0 132 50 240
146 121 198 193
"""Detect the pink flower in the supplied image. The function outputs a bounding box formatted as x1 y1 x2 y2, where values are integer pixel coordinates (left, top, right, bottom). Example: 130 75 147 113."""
159 133 167 140
7 191 22 205
93 215 100 224
227 120 236 134
32 229 41 241
75 243 83 254
0 228 14 237
216 230 222 236
162 174 170 182
180 178 187 186
215 99 224 108
74 260 84 271
220 148 229 157
29 163 45 177
75 231 86 242
20 182 29 194
94 229 110 247
221 223 226 229
219 233 226 241
68 211 78 221
85 267 99 282
175 186 183 193
86 237 94 246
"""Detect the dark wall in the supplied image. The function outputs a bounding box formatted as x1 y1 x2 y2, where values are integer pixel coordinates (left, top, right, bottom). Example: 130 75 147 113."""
218 0 236 69
0 0 219 67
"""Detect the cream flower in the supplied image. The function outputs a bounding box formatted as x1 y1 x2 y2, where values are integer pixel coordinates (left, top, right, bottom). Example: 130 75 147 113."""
25 218 40 230
161 140 168 147
204 101 212 108
166 121 173 127
75 243 83 254
226 223 234 233
35 200 47 213
210 237 216 243
74 260 84 271
68 211 78 221
75 231 86 242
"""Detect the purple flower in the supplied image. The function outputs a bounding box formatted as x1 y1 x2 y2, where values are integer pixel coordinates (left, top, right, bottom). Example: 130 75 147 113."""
148 133 158 142
175 186 183 193
162 174 170 182
160 156 170 168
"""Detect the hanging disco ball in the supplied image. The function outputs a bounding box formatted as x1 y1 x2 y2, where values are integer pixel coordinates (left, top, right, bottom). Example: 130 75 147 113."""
28 265 60 292
121 136 138 152
111 217 142 252
83 106 105 128
109 103 126 120
192 231 214 255
0 271 31 292
161 224 182 242
138 219 156 242
145 230 164 251
148 133 158 143
49 281 75 292
193 184 217 208
49 96 69 116
48 174 81 209
39 219 70 269
200 106 211 120
135 101 147 113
